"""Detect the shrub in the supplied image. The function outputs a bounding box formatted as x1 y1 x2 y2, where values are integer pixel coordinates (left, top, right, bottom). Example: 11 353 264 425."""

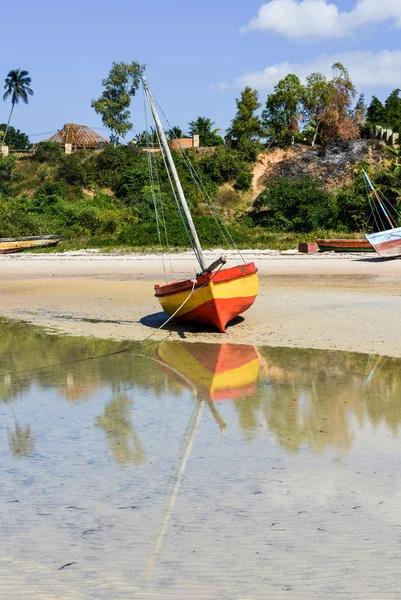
234 172 253 191
117 166 150 204
57 151 87 186
0 156 16 196
199 147 245 184
92 145 145 189
34 142 63 164
251 176 338 232
35 180 69 199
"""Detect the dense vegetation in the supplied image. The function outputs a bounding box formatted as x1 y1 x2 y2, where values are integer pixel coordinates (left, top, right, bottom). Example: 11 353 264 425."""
1 60 401 251
0 137 400 250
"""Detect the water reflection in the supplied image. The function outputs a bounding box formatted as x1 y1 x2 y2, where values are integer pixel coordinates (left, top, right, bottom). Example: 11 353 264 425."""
96 393 146 464
0 319 401 460
8 422 34 457
156 341 259 401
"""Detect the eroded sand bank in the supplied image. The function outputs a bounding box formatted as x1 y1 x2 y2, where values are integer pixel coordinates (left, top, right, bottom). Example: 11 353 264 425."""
1 250 401 356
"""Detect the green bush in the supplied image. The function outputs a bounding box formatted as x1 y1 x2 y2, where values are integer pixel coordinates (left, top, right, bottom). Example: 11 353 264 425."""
117 167 150 203
251 177 338 232
0 156 16 196
34 142 63 164
57 151 87 187
234 172 253 191
92 145 145 189
199 147 245 184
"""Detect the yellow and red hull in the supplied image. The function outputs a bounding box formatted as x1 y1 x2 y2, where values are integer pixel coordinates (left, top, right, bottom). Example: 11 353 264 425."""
155 262 258 332
157 341 260 401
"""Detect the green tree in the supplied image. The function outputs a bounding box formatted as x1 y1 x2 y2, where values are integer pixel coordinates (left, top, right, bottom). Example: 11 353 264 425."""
384 89 401 132
262 74 304 146
366 96 386 125
188 117 223 146
2 69 33 145
91 61 145 146
227 87 263 161
301 72 330 147
0 124 30 150
167 126 184 140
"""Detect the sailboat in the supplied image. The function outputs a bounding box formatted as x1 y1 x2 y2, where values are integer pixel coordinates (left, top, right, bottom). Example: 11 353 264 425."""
142 80 258 332
363 170 401 258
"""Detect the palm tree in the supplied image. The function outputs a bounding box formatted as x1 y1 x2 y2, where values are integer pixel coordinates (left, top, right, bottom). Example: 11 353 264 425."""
2 69 33 145
167 126 184 140
188 116 222 147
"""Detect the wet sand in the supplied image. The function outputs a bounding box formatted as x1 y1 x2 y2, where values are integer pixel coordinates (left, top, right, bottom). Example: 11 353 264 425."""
1 250 401 356
0 251 401 356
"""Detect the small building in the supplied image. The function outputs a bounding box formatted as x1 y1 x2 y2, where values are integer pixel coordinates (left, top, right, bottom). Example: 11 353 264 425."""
46 123 109 152
169 135 199 151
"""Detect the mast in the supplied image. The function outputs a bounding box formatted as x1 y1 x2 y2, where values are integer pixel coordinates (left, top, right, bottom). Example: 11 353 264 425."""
363 170 395 229
142 78 207 272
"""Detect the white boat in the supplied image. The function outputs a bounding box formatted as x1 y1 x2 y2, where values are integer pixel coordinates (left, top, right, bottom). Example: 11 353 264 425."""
363 170 401 258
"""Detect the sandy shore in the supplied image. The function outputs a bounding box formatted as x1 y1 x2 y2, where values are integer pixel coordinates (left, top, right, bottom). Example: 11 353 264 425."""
1 249 401 356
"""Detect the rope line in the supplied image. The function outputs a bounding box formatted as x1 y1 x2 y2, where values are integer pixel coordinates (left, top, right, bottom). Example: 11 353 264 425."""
0 279 201 380
153 95 246 264
151 148 174 281
143 88 168 285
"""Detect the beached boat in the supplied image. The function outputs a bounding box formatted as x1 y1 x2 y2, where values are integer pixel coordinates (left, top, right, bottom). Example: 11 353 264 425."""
143 79 258 332
363 170 401 258
157 341 259 401
317 239 374 252
0 235 62 254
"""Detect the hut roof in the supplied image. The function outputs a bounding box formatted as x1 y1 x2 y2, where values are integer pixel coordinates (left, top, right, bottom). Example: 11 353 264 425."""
47 123 109 148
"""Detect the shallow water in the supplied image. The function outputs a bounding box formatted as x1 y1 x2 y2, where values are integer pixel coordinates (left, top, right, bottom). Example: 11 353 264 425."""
1 320 401 599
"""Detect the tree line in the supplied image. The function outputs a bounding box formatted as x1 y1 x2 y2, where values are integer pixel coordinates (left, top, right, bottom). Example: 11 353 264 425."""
2 60 401 157
0 60 401 247
90 60 401 159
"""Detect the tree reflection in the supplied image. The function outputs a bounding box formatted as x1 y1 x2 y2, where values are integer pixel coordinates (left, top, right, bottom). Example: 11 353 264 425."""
1 317 401 458
8 422 34 457
96 393 146 464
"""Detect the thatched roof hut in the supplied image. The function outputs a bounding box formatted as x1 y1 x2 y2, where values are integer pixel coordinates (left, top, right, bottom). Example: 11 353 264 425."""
46 123 109 150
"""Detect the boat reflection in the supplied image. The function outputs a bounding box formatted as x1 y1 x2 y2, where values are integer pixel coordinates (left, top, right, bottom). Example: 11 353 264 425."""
156 341 259 402
1 318 401 460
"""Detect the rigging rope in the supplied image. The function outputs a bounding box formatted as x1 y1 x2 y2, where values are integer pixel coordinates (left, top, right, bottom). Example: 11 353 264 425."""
1 277 202 380
151 115 203 268
150 147 174 282
153 95 246 264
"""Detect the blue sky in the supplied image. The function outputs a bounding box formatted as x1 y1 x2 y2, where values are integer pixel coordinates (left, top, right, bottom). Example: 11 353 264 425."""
1 0 400 142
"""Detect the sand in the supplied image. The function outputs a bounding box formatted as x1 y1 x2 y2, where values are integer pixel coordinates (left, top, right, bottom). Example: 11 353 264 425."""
1 249 401 356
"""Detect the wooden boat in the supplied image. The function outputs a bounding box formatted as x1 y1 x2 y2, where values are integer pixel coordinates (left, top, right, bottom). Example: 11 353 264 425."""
155 263 258 333
363 170 401 258
143 79 258 331
157 341 259 401
317 239 374 252
0 235 62 254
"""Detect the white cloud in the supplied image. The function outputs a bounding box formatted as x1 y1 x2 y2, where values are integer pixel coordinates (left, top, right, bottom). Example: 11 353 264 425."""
241 0 401 40
216 50 401 92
